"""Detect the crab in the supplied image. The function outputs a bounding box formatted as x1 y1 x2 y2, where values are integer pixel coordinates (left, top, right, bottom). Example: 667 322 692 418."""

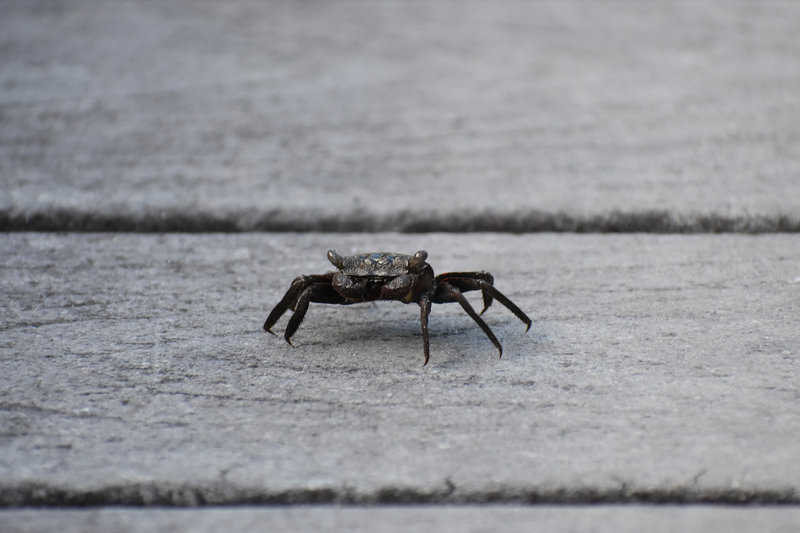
264 250 532 365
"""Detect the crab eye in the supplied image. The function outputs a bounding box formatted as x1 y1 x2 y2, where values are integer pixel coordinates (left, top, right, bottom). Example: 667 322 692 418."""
408 250 428 271
327 249 344 269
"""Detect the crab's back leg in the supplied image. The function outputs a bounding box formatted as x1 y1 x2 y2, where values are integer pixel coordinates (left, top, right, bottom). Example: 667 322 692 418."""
434 273 531 331
434 272 495 313
433 281 503 357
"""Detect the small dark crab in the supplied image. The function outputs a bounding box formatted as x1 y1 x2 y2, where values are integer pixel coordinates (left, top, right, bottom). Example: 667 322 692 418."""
264 250 531 365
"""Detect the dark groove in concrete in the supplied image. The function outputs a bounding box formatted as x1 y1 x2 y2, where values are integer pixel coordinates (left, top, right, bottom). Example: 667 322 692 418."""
2 483 798 508
2 208 799 234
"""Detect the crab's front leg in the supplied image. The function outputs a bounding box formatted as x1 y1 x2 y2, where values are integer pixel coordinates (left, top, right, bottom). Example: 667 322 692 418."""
264 274 317 334
264 273 347 345
331 271 370 301
379 274 418 302
419 294 432 365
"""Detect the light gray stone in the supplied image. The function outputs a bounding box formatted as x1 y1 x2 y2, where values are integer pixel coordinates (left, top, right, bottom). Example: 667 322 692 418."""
2 233 798 504
3 505 800 533
2 0 799 524
2 1 799 231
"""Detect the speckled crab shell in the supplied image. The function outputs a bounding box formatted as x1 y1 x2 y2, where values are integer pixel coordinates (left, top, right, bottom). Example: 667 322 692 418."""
335 252 413 277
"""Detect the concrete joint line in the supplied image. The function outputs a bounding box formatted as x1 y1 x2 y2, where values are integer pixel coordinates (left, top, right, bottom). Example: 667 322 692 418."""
2 208 800 234
2 483 798 508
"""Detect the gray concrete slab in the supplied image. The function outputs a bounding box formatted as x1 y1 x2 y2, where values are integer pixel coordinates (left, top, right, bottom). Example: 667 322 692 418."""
2 1 800 231
3 505 800 533
2 233 799 506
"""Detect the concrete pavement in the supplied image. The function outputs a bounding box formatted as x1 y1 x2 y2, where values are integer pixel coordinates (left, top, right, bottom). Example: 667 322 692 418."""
2 233 798 507
4 505 800 533
2 0 800 530
2 1 800 232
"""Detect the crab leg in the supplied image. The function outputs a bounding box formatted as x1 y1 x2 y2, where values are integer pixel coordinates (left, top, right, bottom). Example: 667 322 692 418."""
264 273 346 343
264 275 311 334
434 274 531 331
435 282 503 357
435 272 495 313
475 281 531 331
419 294 432 366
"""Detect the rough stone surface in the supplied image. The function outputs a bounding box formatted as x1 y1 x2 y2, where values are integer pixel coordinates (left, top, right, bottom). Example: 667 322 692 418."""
4 505 800 533
2 233 799 506
2 0 800 528
2 1 800 231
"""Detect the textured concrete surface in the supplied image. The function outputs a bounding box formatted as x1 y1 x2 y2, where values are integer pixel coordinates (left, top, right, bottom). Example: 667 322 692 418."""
2 233 798 507
4 505 800 533
2 0 800 231
2 0 800 530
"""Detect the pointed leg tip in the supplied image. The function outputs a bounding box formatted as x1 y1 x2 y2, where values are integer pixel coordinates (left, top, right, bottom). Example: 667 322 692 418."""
524 322 532 333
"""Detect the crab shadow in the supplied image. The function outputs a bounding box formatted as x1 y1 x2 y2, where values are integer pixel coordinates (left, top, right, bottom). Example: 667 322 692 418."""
267 300 535 366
